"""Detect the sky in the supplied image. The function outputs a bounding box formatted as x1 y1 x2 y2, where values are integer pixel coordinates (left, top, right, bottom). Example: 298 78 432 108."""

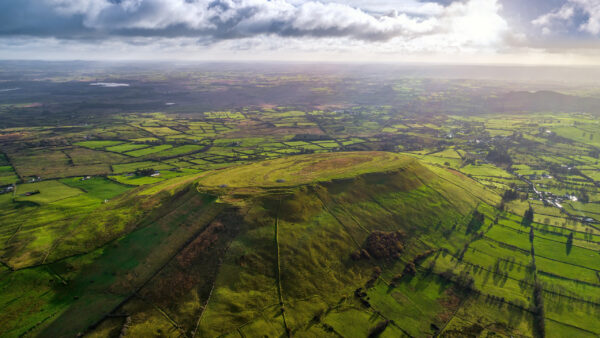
1 0 600 64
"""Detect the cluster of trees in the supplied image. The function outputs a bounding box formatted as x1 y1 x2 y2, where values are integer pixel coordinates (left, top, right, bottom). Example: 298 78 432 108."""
529 227 535 243
566 232 574 255
403 262 416 276
350 249 372 261
389 273 403 288
439 268 475 291
501 189 520 202
365 266 382 288
466 210 485 234
363 230 405 259
548 164 580 176
523 206 534 227
368 320 390 338
532 281 546 337
413 249 435 264
354 287 371 307
134 168 156 176
486 147 512 164
577 190 590 203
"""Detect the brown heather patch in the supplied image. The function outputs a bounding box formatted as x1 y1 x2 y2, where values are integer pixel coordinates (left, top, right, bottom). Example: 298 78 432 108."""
435 287 462 324
176 220 223 268
0 132 27 140
446 168 468 179
364 230 405 259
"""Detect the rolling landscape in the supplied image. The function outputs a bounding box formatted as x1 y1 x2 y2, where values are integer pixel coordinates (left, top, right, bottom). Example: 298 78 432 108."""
0 62 599 337
2 0 600 337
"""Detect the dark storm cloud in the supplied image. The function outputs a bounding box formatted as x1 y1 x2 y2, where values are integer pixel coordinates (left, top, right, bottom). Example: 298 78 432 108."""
0 0 91 38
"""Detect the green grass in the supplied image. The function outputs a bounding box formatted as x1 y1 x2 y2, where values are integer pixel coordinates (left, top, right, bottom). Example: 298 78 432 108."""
193 151 496 337
545 318 598 338
16 180 83 204
460 163 513 178
533 236 600 271
552 126 600 148
4 104 600 338
485 224 532 251
152 144 203 157
427 252 532 305
535 256 599 284
544 293 600 335
125 144 173 157
34 191 221 337
538 273 600 302
197 151 419 187
0 154 9 166
0 165 18 185
110 168 200 186
111 161 174 174
441 294 534 336
105 143 149 153
0 193 105 268
140 126 181 136
74 140 124 149
364 274 455 336
61 176 131 200
323 308 405 337
430 148 462 159
463 239 533 280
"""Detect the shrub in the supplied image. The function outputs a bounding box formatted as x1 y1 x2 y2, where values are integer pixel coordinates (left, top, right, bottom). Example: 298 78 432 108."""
365 230 405 259
466 210 485 234
403 262 416 275
368 320 389 338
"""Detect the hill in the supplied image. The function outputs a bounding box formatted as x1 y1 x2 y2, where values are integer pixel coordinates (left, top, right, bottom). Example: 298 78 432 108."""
489 90 600 113
1 152 598 337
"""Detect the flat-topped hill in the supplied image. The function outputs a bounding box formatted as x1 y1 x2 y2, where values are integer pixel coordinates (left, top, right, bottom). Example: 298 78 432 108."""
1 151 525 338
196 151 422 188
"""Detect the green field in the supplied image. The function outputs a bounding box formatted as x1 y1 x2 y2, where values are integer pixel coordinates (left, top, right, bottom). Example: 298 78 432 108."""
1 71 600 337
61 176 132 200
111 160 174 174
75 140 124 149
125 144 173 157
16 180 83 203
0 165 18 185
152 144 203 157
105 143 149 153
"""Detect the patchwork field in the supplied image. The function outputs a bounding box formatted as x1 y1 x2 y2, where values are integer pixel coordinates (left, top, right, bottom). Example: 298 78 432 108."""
0 67 599 337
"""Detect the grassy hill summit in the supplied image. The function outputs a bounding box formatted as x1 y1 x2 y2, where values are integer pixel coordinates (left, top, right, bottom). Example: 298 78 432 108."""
0 152 597 337
196 152 418 188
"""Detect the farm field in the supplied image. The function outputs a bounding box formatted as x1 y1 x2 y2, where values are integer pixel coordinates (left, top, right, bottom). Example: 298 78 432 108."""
0 63 599 337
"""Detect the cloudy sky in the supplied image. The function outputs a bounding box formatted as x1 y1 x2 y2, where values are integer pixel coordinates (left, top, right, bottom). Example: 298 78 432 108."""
1 0 599 64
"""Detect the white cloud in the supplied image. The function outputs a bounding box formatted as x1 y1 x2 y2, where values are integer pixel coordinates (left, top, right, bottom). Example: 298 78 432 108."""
299 0 445 16
442 0 508 47
533 0 600 35
1 0 517 62
43 0 508 46
532 5 574 27
46 0 439 40
571 0 600 34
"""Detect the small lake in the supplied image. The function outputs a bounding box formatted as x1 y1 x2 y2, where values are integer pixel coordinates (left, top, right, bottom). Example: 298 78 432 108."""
90 82 130 88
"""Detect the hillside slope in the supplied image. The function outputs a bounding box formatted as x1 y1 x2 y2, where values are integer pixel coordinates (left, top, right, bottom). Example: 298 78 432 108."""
1 152 597 337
